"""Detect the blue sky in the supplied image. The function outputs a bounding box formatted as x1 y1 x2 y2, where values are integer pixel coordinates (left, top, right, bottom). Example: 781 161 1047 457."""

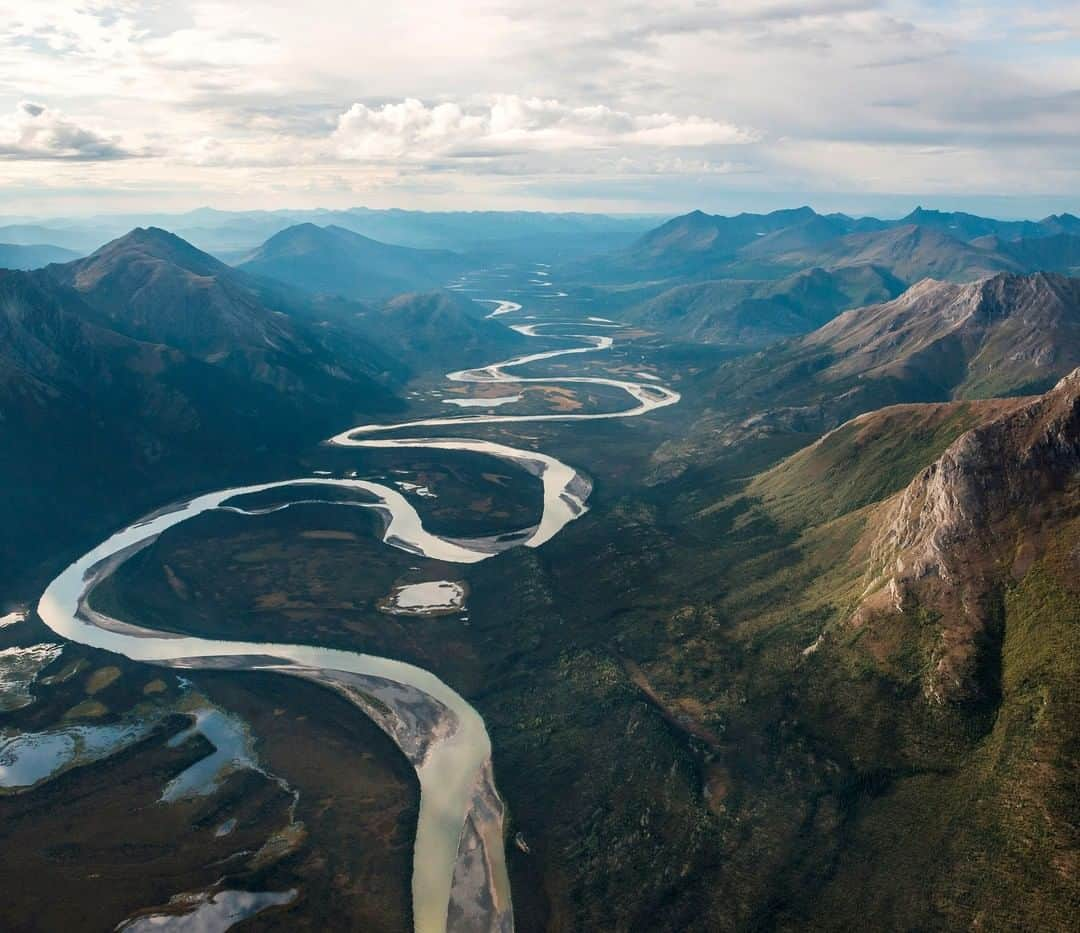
0 1 1077 218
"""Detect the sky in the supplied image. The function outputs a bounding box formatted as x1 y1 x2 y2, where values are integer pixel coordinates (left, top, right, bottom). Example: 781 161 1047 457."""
0 0 1078 218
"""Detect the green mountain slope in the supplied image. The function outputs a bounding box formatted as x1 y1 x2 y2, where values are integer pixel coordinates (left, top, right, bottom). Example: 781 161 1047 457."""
604 373 1080 929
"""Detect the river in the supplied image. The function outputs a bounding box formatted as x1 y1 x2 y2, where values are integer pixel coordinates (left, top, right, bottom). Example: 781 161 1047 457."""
35 267 680 933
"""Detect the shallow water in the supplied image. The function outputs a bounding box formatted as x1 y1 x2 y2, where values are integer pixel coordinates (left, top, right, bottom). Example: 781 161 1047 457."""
0 643 63 712
0 720 150 789
388 581 466 614
117 887 298 931
0 611 27 629
162 708 259 802
442 395 523 408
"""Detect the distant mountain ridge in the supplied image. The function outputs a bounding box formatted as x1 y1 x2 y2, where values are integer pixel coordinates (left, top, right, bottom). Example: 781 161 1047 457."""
0 242 81 270
589 206 1080 283
583 206 1080 347
0 208 660 260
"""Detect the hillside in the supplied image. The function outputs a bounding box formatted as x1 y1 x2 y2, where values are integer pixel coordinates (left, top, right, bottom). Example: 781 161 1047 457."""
479 368 1080 931
357 290 532 371
972 232 1080 275
744 397 1030 528
582 206 834 280
800 271 1080 396
236 223 465 299
631 374 1080 929
853 370 1080 703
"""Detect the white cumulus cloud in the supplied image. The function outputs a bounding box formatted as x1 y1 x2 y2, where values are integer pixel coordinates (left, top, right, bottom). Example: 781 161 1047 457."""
332 95 758 162
0 100 134 160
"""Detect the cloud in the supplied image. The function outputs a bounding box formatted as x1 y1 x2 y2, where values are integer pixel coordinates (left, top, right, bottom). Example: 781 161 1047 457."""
331 95 759 162
0 100 135 160
0 2 1077 213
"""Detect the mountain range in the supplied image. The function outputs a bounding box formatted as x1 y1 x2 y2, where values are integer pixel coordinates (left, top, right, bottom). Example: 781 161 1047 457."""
652 271 1080 478
0 208 658 262
0 226 521 591
621 264 907 347
604 205 1080 280
573 207 1080 346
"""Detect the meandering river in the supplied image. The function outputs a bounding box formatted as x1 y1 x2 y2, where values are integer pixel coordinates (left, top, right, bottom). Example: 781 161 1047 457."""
35 269 680 933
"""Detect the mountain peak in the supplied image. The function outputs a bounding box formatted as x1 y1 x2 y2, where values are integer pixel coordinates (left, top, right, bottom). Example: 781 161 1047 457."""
238 221 463 300
82 226 226 278
672 209 716 229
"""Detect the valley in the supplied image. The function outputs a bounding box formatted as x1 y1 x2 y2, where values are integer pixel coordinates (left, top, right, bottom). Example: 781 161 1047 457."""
2 206 1078 933
18 263 688 933
6 4 1080 929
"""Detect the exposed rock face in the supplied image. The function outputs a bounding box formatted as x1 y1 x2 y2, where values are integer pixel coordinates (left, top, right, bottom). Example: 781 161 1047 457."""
856 368 1080 704
805 272 1080 394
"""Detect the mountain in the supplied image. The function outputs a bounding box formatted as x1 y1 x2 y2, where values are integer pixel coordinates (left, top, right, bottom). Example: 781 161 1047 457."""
0 243 81 270
235 223 466 299
854 369 1080 703
639 373 1080 929
732 212 855 259
652 272 1080 478
53 226 293 351
1036 212 1080 237
623 264 905 346
797 271 1080 397
1 229 410 591
572 207 1080 306
596 206 832 278
770 224 1023 283
46 227 403 395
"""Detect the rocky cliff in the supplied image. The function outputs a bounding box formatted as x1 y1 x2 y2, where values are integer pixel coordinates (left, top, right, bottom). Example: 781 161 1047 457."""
856 368 1080 703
